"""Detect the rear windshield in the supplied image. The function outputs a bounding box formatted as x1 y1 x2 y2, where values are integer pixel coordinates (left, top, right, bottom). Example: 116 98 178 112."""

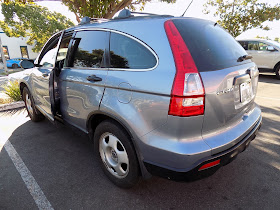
173 18 249 72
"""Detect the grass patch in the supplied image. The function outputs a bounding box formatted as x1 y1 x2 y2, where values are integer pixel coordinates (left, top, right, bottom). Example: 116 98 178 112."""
0 97 13 104
0 72 8 76
0 69 23 77
2 80 22 102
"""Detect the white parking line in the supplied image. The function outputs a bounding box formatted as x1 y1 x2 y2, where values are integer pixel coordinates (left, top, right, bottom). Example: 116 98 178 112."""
4 139 54 210
256 96 280 101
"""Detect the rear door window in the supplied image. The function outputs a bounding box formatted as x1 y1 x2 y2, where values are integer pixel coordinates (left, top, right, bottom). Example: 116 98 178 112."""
70 31 108 68
109 32 157 70
248 41 259 50
173 19 249 72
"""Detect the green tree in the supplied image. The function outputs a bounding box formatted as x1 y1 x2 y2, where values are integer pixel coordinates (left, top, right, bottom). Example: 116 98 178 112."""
204 0 280 37
0 2 74 52
255 35 271 40
274 37 280 42
61 0 176 21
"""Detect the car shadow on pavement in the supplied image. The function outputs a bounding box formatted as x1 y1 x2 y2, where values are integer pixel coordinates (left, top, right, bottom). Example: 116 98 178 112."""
259 74 280 85
2 109 280 209
258 105 280 136
0 108 27 117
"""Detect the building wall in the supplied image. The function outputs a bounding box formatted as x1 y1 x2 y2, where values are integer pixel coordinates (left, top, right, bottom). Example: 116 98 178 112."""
0 31 39 60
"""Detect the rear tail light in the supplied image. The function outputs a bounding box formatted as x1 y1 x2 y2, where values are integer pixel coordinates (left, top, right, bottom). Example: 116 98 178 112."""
164 20 205 117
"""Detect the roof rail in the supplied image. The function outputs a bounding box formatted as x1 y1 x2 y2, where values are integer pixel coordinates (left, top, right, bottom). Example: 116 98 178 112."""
113 9 132 19
131 11 158 16
79 9 172 24
79 16 109 25
113 9 164 19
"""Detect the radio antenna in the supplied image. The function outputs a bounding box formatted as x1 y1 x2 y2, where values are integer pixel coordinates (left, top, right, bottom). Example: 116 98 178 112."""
181 0 194 17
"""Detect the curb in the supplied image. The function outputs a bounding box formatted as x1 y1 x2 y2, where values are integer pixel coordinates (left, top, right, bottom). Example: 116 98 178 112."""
0 101 25 112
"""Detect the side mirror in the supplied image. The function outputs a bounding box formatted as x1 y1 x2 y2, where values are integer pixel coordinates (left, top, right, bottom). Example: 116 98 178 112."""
27 59 34 64
20 60 35 69
267 46 275 51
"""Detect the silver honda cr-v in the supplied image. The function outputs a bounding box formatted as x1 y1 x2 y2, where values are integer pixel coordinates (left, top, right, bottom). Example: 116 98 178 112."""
19 10 262 188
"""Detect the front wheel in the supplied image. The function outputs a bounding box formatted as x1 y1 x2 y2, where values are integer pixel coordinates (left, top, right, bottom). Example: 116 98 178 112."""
275 65 280 80
94 120 139 188
23 87 44 122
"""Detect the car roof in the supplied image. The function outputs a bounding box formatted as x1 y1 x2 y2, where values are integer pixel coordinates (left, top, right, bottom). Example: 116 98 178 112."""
66 15 210 33
67 15 171 31
236 38 269 42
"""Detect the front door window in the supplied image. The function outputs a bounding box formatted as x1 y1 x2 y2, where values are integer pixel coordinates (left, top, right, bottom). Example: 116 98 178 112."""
57 35 72 63
39 35 60 67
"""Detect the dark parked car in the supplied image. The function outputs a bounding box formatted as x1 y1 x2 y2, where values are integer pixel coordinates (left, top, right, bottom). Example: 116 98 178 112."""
19 10 262 188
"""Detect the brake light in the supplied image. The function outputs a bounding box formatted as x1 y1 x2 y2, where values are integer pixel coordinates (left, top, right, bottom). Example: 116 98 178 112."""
164 20 205 117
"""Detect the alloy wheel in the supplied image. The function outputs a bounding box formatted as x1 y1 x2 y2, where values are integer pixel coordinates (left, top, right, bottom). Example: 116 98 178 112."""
99 132 129 178
25 93 33 116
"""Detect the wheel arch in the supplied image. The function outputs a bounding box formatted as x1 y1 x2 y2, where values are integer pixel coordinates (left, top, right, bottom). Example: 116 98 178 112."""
273 61 280 71
86 111 152 179
87 111 135 146
19 81 30 100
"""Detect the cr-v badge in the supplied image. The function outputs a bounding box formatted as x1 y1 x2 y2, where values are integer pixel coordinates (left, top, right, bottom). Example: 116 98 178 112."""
216 87 234 95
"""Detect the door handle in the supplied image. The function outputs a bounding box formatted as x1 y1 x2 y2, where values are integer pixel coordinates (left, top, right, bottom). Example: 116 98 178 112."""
87 75 102 82
42 73 49 77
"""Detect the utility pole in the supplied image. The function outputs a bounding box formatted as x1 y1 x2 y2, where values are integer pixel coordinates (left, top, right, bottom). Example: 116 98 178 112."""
0 35 8 74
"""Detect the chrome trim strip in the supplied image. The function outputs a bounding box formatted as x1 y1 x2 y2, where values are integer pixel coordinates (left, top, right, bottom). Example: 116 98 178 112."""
62 67 108 71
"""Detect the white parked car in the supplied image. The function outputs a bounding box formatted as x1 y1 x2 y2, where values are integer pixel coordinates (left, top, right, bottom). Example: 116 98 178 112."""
238 39 280 79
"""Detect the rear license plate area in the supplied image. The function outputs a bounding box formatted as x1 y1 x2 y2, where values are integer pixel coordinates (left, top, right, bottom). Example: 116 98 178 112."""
240 82 252 103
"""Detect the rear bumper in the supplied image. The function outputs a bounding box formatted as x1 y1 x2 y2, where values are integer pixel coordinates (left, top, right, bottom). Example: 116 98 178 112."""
144 115 262 182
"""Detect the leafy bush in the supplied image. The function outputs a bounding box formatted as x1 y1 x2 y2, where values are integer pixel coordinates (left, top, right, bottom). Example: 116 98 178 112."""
2 80 22 102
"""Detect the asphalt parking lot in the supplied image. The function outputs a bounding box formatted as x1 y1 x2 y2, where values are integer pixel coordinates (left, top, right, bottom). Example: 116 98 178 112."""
0 73 279 209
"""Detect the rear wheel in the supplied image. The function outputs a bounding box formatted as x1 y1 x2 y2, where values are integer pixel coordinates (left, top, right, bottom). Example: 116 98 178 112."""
94 120 139 188
12 63 18 69
275 65 280 80
23 87 44 122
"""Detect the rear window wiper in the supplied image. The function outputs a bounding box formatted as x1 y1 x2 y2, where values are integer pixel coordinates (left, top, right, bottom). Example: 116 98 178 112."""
237 55 252 62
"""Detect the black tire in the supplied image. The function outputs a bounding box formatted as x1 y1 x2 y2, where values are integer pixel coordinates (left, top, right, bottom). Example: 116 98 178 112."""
22 87 44 122
275 65 280 80
94 120 139 188
12 63 18 69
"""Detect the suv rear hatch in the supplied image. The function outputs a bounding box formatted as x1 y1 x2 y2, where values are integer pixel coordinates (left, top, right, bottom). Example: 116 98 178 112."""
171 18 259 154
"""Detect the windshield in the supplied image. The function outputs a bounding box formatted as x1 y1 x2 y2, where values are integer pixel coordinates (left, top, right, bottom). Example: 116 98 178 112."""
266 40 280 49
